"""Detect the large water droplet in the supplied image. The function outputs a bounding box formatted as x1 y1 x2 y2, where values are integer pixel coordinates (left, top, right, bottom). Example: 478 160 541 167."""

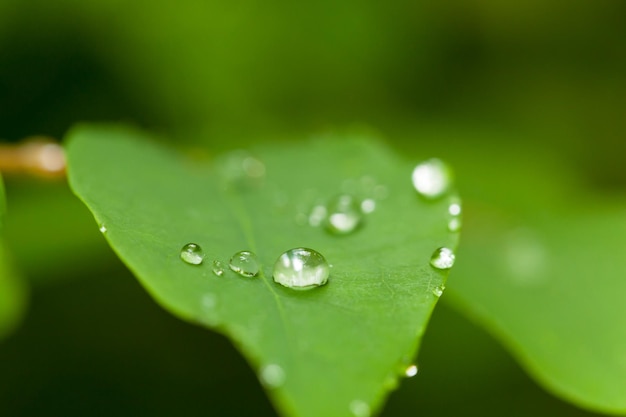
180 243 204 265
349 400 371 417
325 194 362 235
99 224 107 233
430 247 455 270
411 158 453 199
229 251 260 277
259 363 286 388
212 260 225 276
404 364 418 377
273 248 330 289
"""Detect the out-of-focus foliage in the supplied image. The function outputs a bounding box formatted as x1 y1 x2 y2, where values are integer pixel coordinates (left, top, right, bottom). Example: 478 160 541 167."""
0 177 28 340
0 0 625 416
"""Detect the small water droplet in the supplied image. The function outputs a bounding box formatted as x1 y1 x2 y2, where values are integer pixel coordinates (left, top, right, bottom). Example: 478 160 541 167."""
349 400 371 417
447 217 462 232
273 248 330 289
229 251 260 277
308 204 327 227
404 364 418 377
432 285 445 297
212 260 225 276
216 150 265 186
326 194 362 235
361 198 376 214
180 243 204 265
448 202 461 216
412 158 453 199
99 225 107 233
260 363 286 388
430 247 455 270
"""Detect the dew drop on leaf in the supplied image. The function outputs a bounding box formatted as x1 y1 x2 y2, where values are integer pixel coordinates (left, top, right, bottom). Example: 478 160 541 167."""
430 247 455 270
325 194 363 235
273 248 330 290
212 260 225 276
260 363 286 388
180 243 204 265
308 204 327 227
432 285 445 297
360 198 376 214
447 217 462 233
411 158 453 199
448 202 461 216
404 364 418 377
99 224 107 233
229 251 260 277
349 400 371 417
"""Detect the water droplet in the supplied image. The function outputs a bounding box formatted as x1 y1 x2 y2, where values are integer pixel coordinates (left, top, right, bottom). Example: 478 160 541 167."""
448 202 461 216
430 247 455 270
216 150 265 186
411 158 453 199
404 364 418 377
308 204 327 227
326 194 362 235
447 217 462 233
361 198 376 214
273 248 330 289
99 225 107 233
180 243 204 265
349 400 371 417
212 260 225 276
260 363 286 388
229 251 260 277
432 285 445 297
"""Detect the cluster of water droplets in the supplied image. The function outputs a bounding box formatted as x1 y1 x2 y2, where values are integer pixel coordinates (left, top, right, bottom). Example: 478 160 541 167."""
297 175 389 237
178 242 332 290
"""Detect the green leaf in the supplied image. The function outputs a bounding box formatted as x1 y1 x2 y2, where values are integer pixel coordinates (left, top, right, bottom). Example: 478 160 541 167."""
0 176 28 340
445 152 626 414
65 124 458 417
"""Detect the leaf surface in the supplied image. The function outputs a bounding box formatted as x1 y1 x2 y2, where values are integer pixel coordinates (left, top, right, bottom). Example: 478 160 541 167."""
66 125 458 417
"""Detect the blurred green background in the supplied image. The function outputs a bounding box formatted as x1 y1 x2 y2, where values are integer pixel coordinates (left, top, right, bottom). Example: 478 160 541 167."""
1 0 625 416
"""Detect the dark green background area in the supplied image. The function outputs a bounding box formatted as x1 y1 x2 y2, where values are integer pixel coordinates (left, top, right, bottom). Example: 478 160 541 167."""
1 1 625 416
